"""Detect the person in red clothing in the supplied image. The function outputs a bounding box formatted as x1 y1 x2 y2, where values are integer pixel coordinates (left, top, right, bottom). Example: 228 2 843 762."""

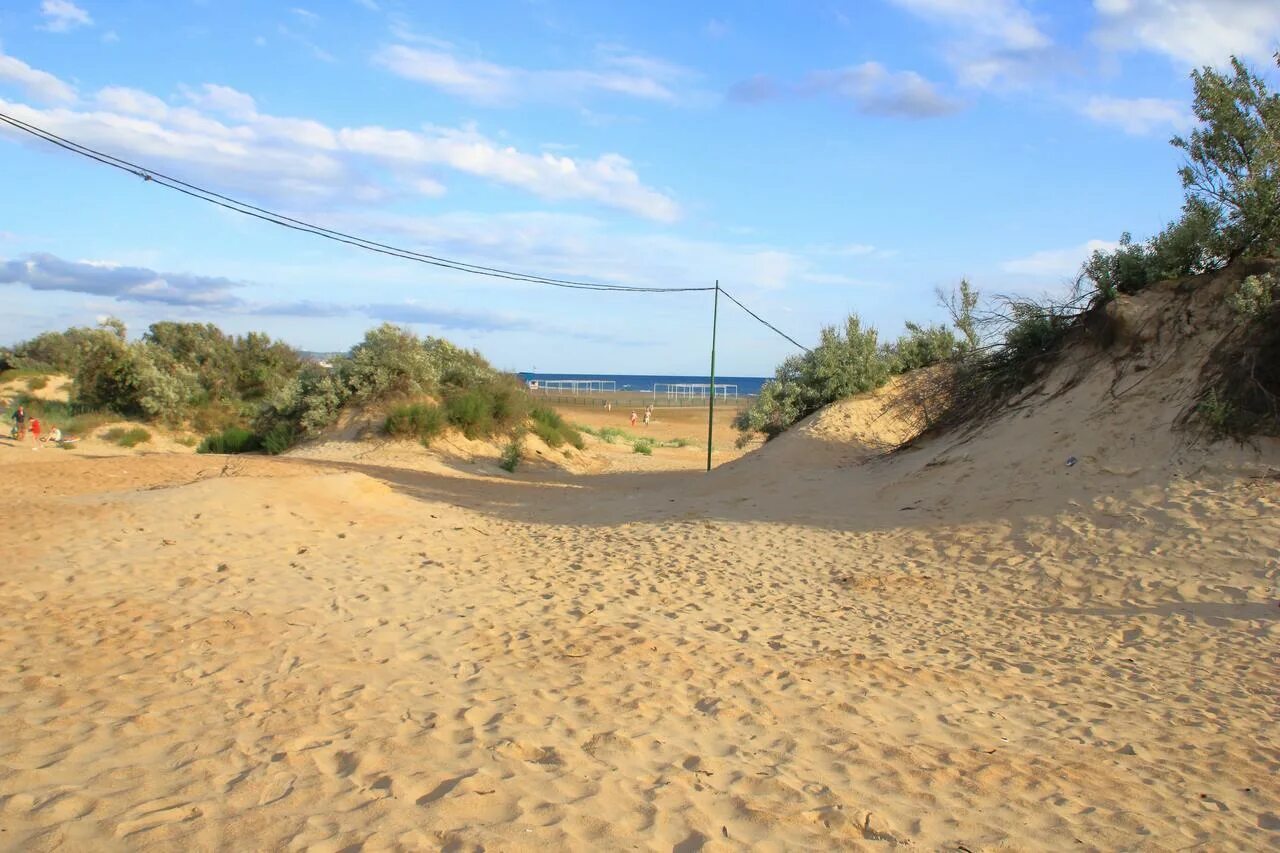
29 417 41 448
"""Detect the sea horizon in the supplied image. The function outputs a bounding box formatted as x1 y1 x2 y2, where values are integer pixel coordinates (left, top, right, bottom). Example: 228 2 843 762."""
518 372 769 397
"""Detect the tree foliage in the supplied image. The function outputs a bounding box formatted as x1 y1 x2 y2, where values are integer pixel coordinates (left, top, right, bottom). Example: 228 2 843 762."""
1083 55 1279 298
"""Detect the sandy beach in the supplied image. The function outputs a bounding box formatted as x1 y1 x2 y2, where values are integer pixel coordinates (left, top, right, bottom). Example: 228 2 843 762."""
2 327 1277 851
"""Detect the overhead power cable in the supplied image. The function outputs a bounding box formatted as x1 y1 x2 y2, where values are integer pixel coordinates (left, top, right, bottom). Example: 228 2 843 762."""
0 111 711 293
719 286 811 352
0 110 810 351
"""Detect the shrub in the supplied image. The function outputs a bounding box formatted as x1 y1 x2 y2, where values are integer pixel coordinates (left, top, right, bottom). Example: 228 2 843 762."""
1196 389 1235 436
260 423 297 455
1226 273 1276 318
884 322 960 374
529 405 585 449
444 390 495 439
499 434 523 472
735 314 890 439
632 438 654 455
102 426 151 448
25 376 49 391
197 426 260 454
384 402 446 445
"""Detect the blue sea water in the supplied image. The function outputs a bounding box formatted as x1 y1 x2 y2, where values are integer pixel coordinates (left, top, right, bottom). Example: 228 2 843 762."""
519 372 768 396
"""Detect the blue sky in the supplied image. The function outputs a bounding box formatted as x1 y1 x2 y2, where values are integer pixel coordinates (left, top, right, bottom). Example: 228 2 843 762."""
1 1 1277 374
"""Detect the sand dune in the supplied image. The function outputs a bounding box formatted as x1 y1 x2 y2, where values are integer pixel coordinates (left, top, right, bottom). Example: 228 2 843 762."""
2 277 1279 850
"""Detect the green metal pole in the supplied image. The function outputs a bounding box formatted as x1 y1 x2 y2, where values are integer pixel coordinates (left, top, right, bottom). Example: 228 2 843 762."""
706 281 719 472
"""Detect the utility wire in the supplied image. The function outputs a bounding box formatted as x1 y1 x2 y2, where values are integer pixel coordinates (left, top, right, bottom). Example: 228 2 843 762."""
719 286 811 352
0 110 810 350
0 111 710 293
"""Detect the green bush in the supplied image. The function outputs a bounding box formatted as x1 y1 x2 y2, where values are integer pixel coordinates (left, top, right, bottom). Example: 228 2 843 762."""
735 313 890 439
25 375 49 391
499 434 523 472
444 390 495 439
1226 273 1276 318
885 322 960 374
1197 389 1235 436
102 426 151 448
197 426 261 454
632 438 654 455
529 406 584 449
384 402 446 445
260 423 297 455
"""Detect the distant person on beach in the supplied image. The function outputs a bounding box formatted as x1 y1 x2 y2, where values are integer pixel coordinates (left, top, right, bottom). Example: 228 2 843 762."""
643 407 651 426
29 417 41 448
44 425 62 444
11 405 26 441
630 410 637 427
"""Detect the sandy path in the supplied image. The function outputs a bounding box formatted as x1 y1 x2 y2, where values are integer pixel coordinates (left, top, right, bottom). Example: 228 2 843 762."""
1 446 1276 851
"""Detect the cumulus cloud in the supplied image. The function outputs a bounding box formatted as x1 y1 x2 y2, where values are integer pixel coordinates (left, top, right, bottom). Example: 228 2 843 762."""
1001 239 1120 277
0 53 680 221
0 51 76 103
0 253 243 306
1080 96 1192 135
338 123 679 221
729 62 960 118
39 0 93 33
888 0 1055 88
1092 0 1280 67
373 42 690 106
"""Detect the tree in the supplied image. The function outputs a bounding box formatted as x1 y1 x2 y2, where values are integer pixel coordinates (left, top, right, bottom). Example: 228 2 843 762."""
1173 54 1280 263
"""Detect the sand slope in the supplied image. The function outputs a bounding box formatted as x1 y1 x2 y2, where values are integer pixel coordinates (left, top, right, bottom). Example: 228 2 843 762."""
2 272 1278 851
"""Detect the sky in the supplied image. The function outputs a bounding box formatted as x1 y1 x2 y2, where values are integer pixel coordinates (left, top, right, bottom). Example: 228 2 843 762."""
1 1 1278 375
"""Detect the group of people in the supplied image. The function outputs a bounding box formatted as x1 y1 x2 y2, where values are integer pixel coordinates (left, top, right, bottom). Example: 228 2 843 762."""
629 405 653 428
8 405 65 449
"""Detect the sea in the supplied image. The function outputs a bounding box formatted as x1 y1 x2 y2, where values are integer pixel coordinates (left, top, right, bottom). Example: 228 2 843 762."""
519 372 768 397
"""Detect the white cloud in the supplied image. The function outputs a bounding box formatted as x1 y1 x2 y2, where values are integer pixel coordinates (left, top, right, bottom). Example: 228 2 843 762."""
1002 239 1120 277
0 252 242 306
39 0 93 33
307 209 875 294
804 62 962 117
0 54 680 221
1093 0 1280 67
888 0 1054 88
338 123 680 221
730 62 960 117
373 42 690 106
1080 96 1191 135
891 0 1049 51
0 51 76 103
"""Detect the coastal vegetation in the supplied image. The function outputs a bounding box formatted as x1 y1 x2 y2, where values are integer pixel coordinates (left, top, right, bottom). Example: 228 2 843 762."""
1 319 540 455
737 53 1280 443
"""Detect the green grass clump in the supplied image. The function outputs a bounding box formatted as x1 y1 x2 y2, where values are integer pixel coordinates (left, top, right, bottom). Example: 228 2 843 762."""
102 426 151 448
530 406 585 450
632 438 654 455
576 424 634 444
385 402 446 445
260 423 297 455
25 375 49 391
197 426 260 454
